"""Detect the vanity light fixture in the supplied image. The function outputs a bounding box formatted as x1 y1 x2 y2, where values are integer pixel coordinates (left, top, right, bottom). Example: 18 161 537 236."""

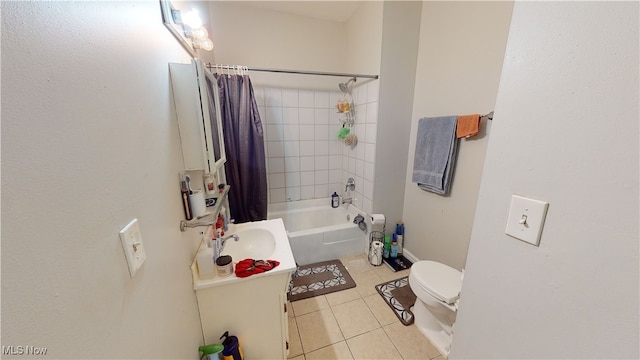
160 0 214 56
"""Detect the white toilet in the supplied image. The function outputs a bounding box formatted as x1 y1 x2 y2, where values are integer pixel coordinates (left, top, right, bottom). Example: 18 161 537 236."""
409 260 463 357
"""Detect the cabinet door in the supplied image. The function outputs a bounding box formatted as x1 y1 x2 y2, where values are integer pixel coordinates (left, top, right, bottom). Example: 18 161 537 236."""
169 59 226 175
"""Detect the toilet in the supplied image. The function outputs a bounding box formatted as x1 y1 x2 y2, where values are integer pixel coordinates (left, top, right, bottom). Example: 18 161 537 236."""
409 260 463 357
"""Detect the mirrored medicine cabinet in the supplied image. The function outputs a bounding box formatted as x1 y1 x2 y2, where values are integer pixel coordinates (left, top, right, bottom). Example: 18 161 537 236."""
169 59 227 192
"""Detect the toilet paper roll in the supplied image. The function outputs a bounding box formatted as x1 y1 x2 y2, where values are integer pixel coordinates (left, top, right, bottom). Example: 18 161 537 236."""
371 214 386 233
189 190 207 218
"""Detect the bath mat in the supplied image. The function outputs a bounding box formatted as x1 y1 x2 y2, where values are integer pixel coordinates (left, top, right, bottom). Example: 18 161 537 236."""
375 276 416 326
287 260 356 302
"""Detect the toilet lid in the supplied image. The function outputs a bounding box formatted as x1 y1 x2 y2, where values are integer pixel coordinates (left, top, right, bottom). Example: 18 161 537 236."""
412 261 462 304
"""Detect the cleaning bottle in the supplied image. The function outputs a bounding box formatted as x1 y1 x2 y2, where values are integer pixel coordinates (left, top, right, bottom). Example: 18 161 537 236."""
198 343 224 360
196 233 215 279
383 235 391 258
220 331 244 360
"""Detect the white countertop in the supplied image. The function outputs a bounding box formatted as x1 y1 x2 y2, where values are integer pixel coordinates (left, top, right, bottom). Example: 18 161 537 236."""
190 218 297 290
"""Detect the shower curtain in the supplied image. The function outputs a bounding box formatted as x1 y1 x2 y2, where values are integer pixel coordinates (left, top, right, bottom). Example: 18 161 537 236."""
213 73 267 223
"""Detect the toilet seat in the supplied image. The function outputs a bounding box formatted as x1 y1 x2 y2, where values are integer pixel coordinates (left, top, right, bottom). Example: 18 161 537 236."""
410 261 462 304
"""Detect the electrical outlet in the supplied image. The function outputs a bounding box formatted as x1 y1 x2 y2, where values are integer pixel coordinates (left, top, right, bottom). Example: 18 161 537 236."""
119 219 147 277
505 195 549 246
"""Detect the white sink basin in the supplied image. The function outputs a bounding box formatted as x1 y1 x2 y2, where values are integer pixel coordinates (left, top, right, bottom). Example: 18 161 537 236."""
221 228 276 260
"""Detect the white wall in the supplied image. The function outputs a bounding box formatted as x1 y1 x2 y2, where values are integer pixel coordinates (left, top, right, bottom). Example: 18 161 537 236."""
1 2 204 358
451 2 639 358
402 1 513 269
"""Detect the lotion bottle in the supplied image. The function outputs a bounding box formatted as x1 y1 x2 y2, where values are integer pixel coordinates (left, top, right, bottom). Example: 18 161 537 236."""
196 234 215 279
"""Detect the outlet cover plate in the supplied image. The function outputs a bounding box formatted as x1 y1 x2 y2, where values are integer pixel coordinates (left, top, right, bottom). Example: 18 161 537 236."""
505 195 549 246
120 219 147 277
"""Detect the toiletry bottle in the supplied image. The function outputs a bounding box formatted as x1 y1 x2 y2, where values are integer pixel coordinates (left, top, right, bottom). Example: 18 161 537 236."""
196 235 215 279
396 221 404 255
204 173 216 196
331 192 339 208
390 240 398 258
180 175 193 220
383 235 391 258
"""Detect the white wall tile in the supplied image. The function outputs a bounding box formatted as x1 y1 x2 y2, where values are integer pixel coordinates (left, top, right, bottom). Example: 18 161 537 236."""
267 141 284 158
283 141 300 157
299 141 315 157
268 157 285 173
314 108 329 125
355 85 367 105
315 170 328 184
365 143 376 163
298 108 314 124
300 156 315 171
362 197 373 214
282 107 299 124
282 89 298 107
285 171 301 187
264 88 282 107
329 155 342 169
299 90 314 107
329 169 342 183
356 142 366 160
270 188 286 203
285 156 300 172
285 187 301 201
363 179 374 199
283 124 300 141
314 140 329 156
329 140 343 155
300 185 315 200
265 124 284 142
364 162 375 182
356 159 364 178
314 125 329 140
264 106 283 125
300 171 315 186
314 184 329 198
367 80 379 103
268 173 285 189
349 157 356 173
329 91 341 107
365 123 377 144
299 125 315 141
314 91 330 108
315 156 329 171
366 102 378 124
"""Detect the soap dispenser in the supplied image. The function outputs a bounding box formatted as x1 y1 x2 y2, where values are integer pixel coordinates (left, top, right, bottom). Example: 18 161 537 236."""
196 233 215 280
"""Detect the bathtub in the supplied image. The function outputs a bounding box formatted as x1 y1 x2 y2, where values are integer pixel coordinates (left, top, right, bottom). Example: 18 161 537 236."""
267 198 368 266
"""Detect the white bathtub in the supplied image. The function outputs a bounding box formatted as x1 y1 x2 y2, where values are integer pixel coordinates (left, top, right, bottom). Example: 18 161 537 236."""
268 198 368 266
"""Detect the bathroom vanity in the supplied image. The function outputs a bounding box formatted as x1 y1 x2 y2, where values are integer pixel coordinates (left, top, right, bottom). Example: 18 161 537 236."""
190 219 297 359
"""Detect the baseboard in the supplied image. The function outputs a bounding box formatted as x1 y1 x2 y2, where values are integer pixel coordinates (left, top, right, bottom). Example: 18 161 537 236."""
400 248 419 264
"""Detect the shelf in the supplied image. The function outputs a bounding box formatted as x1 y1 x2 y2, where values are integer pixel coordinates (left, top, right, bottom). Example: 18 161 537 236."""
189 185 230 221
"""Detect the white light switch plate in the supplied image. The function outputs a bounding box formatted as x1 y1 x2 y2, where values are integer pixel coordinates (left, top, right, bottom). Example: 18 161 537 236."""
505 195 549 246
120 219 147 277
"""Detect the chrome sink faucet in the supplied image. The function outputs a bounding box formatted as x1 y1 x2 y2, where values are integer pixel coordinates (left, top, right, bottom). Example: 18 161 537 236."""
219 233 239 252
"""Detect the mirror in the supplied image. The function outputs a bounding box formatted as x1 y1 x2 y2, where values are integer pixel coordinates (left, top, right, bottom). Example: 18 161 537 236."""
197 60 227 177
160 0 197 58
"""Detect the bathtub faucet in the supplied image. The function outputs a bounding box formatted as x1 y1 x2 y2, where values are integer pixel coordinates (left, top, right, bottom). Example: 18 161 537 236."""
342 196 353 205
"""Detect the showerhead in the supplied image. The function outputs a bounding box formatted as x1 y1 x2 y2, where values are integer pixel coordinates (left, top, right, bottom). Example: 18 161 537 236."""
339 77 357 93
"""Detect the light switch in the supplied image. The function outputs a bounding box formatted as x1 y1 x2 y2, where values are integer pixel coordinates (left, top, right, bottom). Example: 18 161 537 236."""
505 195 549 246
119 219 147 277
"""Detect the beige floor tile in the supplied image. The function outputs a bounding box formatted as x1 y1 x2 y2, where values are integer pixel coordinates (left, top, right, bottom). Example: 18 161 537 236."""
288 317 303 358
339 253 372 275
350 270 384 297
325 288 361 307
289 356 305 360
347 328 402 359
383 322 442 360
296 308 345 353
292 295 329 316
373 264 410 282
288 300 295 318
363 293 401 327
332 298 381 339
304 341 354 360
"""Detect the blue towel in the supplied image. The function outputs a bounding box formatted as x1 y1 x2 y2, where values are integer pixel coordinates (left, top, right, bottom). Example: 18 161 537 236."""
411 116 458 195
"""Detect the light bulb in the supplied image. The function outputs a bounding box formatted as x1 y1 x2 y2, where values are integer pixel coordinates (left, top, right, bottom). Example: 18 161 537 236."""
191 27 208 41
201 39 214 51
182 9 202 29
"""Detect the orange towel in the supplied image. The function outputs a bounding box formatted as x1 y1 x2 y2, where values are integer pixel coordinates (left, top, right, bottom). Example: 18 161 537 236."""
456 114 480 139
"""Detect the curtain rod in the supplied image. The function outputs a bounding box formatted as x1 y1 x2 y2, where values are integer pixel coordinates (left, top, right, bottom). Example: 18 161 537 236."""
206 63 379 80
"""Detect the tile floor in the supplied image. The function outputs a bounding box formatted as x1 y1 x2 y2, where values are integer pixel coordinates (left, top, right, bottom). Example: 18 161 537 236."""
286 254 444 360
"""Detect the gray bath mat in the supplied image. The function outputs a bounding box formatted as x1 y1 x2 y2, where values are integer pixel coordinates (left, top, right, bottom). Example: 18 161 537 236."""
287 260 356 302
375 276 416 326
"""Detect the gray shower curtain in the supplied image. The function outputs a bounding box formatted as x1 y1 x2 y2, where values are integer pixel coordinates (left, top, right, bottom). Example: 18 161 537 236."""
213 74 267 223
